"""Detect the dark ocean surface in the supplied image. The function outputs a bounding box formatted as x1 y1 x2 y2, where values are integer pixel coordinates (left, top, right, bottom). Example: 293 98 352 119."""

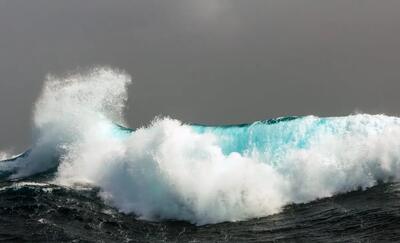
1 173 399 242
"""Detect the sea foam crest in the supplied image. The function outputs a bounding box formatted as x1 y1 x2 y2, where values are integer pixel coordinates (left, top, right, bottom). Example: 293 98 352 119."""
2 67 400 225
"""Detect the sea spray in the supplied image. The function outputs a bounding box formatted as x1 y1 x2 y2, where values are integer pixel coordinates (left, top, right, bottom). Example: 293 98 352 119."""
7 67 131 179
2 67 400 224
0 152 8 161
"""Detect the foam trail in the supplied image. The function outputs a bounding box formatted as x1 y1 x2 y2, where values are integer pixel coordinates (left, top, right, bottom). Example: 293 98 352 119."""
2 67 400 225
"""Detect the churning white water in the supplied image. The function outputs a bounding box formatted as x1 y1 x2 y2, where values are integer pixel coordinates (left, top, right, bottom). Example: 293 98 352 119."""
2 67 400 225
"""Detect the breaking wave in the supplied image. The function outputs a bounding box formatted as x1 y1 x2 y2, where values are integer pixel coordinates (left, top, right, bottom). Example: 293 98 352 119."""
2 67 400 225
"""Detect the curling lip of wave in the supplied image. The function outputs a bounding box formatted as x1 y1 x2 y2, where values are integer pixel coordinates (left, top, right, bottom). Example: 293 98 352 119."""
1 150 31 162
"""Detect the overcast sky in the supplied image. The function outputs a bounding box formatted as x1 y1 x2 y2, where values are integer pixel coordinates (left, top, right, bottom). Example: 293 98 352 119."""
1 0 400 150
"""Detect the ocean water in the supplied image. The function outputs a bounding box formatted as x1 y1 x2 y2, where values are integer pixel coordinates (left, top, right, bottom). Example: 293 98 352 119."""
1 67 400 242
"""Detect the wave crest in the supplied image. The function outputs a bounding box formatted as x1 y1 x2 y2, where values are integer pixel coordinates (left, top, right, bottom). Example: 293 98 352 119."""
2 67 400 225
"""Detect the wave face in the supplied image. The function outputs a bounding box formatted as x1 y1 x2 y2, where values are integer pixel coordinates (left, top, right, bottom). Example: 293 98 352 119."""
2 67 400 225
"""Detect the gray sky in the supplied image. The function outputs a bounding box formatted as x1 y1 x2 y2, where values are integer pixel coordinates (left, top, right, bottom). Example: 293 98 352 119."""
1 0 400 151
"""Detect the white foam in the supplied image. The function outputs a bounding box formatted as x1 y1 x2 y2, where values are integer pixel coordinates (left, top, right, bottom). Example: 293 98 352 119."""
7 67 131 179
54 115 400 225
4 67 400 225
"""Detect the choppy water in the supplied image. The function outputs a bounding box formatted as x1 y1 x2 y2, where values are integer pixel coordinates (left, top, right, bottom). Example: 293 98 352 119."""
1 175 399 242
